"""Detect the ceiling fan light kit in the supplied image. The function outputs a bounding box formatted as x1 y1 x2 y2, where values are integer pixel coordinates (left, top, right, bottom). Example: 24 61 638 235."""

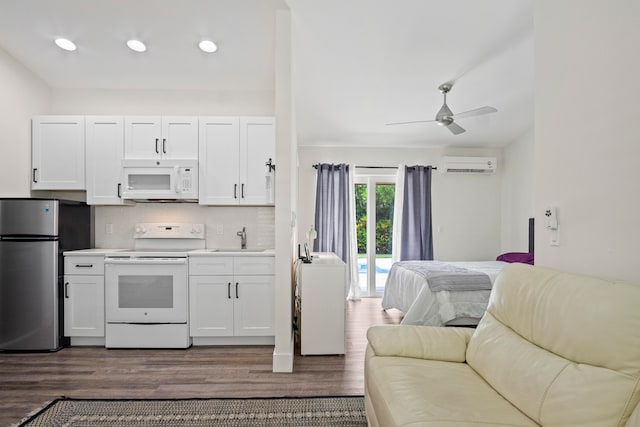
386 82 498 135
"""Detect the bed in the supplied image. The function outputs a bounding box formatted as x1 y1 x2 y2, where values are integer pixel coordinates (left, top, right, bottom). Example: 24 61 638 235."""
381 260 509 326
382 219 535 326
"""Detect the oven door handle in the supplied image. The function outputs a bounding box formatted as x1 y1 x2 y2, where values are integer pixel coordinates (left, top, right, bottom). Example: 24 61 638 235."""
104 258 187 265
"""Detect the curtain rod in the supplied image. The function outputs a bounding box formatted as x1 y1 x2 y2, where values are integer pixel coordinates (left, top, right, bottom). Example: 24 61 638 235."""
312 164 437 170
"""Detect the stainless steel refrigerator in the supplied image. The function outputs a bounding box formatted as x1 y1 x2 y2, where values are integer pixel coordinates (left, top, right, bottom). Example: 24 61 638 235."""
0 199 90 351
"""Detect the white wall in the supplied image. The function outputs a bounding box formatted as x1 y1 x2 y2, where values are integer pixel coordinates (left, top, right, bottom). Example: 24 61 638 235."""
535 1 640 283
0 47 51 197
272 8 295 372
501 128 534 252
50 88 273 116
298 146 503 261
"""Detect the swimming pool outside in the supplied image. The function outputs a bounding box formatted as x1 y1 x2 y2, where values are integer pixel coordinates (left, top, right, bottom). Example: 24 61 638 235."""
358 257 393 294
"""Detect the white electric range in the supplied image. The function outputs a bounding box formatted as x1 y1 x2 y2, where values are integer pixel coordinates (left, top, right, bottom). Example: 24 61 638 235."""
104 223 205 348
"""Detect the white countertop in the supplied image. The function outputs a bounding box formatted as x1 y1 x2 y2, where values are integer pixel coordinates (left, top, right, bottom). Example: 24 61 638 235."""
63 248 127 256
64 248 275 257
188 248 275 257
307 252 345 265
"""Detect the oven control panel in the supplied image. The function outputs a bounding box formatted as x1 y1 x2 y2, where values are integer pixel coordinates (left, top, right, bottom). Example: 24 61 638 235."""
133 223 205 239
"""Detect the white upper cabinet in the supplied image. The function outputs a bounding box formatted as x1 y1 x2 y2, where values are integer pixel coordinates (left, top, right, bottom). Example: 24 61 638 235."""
32 116 85 190
162 116 199 159
198 117 241 205
85 116 132 205
124 116 198 160
240 117 276 205
199 116 275 205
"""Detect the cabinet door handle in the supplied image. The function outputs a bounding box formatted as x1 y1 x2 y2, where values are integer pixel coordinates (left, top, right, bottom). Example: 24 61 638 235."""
162 138 167 154
74 264 94 268
241 184 245 198
234 184 238 199
155 138 159 154
117 183 122 198
228 282 231 299
64 282 69 299
32 168 38 183
235 282 239 299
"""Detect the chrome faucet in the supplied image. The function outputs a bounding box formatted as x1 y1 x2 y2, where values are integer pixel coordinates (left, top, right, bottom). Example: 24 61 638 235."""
236 226 247 249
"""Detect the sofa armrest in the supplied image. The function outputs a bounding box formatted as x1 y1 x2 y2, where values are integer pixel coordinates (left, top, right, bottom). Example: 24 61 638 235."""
367 325 474 362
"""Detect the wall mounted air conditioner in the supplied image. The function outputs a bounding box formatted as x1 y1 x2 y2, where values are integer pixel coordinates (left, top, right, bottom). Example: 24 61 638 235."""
440 156 497 174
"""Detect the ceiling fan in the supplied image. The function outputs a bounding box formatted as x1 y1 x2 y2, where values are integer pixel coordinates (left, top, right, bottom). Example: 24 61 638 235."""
386 82 497 135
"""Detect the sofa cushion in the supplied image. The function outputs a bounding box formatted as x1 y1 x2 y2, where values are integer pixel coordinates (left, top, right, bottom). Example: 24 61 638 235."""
365 348 538 427
466 264 640 426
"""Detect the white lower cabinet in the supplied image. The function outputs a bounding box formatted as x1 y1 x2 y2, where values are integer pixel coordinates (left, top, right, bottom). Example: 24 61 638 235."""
63 256 105 345
189 255 274 345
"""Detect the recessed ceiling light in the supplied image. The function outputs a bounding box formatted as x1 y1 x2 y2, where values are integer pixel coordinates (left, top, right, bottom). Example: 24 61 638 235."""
198 40 217 53
127 39 147 52
54 38 77 51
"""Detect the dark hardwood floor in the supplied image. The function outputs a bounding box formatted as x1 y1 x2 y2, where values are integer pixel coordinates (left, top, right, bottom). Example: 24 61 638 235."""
0 298 402 426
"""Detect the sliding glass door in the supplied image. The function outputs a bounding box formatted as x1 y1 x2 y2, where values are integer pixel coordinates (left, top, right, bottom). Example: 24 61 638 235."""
355 174 395 297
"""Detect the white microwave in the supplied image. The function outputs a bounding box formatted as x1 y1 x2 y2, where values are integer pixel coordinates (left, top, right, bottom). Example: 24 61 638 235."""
121 159 198 201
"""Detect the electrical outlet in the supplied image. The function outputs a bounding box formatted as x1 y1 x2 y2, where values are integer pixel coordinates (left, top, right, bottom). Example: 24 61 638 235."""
216 224 223 235
105 223 113 234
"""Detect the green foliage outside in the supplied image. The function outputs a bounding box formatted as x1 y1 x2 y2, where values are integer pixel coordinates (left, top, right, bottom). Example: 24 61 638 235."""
355 184 395 255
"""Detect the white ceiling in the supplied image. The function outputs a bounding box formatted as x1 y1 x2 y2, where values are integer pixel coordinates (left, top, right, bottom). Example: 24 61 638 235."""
0 0 533 148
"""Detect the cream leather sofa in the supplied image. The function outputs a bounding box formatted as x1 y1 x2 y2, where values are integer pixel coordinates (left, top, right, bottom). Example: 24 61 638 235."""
365 263 640 426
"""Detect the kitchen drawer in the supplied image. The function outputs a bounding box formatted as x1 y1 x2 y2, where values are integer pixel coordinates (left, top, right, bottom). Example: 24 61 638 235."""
234 257 274 275
64 256 104 275
189 256 234 276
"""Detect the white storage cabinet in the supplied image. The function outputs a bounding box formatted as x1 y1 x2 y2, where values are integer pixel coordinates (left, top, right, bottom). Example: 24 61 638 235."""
32 116 85 190
124 116 198 160
189 255 275 344
198 116 275 205
63 255 105 345
85 116 132 205
296 252 347 355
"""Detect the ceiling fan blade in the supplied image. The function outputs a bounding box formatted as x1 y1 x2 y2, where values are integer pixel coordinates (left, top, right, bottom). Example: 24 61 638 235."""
446 122 466 135
452 106 497 120
385 119 437 126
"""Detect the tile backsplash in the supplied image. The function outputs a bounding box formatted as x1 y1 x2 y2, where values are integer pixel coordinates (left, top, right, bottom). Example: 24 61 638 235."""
95 203 275 249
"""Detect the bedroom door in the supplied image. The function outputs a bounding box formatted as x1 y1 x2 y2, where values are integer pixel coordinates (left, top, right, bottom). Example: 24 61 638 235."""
355 174 395 297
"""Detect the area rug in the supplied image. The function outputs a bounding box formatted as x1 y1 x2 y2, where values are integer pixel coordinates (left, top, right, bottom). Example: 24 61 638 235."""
19 396 367 426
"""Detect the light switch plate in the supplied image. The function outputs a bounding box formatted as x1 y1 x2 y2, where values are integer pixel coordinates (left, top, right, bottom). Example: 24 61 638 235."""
550 226 560 246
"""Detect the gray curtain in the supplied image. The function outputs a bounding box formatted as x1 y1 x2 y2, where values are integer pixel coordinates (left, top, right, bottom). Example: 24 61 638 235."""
400 165 434 260
313 163 350 263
